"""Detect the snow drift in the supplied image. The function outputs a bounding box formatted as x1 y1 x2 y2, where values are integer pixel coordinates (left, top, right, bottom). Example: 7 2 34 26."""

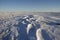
0 13 60 40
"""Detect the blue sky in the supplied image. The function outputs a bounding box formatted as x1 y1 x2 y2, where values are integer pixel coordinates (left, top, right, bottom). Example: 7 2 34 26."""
0 0 60 12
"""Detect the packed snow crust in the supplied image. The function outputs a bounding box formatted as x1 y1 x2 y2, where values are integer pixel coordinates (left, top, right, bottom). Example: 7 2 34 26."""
0 13 60 40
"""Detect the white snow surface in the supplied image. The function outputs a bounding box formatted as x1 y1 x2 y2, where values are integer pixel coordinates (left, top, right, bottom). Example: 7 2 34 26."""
0 12 60 40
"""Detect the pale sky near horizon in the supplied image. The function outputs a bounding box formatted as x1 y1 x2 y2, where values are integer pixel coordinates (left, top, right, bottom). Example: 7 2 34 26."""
0 0 60 12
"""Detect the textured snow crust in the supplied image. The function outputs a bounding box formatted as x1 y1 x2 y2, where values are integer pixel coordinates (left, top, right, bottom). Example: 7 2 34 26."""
0 13 60 40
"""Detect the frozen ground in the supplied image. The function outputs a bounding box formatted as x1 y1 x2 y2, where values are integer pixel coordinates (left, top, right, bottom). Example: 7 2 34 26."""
0 12 60 40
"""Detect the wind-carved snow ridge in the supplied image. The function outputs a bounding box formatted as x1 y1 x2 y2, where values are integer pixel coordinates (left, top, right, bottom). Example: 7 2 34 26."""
27 24 33 34
0 14 60 40
36 28 44 40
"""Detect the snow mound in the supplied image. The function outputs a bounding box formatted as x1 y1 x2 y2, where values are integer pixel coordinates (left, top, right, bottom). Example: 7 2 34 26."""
0 14 60 40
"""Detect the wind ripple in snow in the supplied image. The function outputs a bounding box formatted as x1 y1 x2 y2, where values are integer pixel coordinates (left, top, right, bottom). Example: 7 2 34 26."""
0 14 60 40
